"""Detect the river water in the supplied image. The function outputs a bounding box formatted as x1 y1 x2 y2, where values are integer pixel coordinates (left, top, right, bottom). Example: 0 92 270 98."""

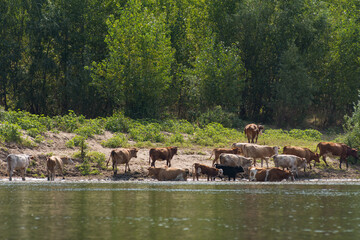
1 179 360 240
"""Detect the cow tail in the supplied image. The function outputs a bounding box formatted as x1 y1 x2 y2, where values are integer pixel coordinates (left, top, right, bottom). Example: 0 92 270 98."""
106 151 113 167
209 150 214 160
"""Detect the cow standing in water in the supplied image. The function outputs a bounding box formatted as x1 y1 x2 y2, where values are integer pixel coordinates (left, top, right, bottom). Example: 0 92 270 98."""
244 124 264 143
6 154 33 181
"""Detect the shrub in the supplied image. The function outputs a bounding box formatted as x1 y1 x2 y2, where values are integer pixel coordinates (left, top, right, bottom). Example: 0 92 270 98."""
0 122 23 143
27 128 41 138
161 119 196 134
101 133 129 148
53 110 85 132
86 151 107 170
128 122 165 143
75 151 106 175
105 112 132 132
66 135 88 149
197 106 243 128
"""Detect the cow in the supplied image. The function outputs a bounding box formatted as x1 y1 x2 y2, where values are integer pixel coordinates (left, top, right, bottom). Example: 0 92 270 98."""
316 142 358 169
210 148 240 166
249 167 294 182
242 144 278 168
148 167 189 181
47 156 74 181
283 146 320 169
5 154 33 181
149 147 178 167
192 163 223 181
106 148 138 175
219 153 252 175
244 124 264 143
273 154 307 177
214 164 244 181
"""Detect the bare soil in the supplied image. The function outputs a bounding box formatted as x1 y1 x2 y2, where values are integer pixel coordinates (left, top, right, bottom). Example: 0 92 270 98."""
1 131 360 181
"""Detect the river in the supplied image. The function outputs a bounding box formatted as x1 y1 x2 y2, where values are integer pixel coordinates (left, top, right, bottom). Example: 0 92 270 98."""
1 179 360 240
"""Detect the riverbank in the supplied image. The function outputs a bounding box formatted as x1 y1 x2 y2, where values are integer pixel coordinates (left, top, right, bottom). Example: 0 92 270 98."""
1 129 359 181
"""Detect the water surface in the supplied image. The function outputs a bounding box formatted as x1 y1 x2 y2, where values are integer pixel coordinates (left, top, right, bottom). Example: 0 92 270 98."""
1 180 360 240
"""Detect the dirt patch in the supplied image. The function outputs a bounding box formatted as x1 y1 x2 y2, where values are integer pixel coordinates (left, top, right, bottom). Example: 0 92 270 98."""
1 131 360 181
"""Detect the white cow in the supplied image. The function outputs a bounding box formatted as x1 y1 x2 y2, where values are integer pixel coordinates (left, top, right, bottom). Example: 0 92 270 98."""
273 154 307 177
6 154 33 181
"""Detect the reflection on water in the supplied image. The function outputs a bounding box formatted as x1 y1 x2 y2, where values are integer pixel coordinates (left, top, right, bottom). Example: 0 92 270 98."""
1 181 360 240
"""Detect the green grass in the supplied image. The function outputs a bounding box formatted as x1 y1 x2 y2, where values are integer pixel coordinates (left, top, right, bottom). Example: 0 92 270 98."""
0 108 342 151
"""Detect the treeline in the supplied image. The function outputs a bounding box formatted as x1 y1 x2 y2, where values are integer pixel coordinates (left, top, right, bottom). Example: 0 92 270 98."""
1 0 359 128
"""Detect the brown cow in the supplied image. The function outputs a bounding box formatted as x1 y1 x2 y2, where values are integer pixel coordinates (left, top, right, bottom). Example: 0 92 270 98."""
192 163 223 181
249 167 294 181
106 148 138 175
47 156 74 181
148 167 189 181
316 142 358 169
244 124 264 143
149 147 177 167
210 148 240 166
283 146 320 169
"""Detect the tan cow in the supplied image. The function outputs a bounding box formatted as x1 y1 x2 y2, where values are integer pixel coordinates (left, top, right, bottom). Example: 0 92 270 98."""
244 124 264 143
283 146 320 169
273 154 307 177
149 147 177 167
210 148 240 166
192 163 223 181
47 156 74 181
106 148 138 175
219 153 252 175
249 167 294 182
242 144 278 167
316 142 358 169
148 167 189 181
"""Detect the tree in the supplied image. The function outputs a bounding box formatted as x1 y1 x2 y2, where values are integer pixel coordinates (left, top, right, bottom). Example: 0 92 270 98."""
91 0 174 119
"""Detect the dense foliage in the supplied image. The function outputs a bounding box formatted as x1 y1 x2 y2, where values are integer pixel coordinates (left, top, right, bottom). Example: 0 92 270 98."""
1 0 360 128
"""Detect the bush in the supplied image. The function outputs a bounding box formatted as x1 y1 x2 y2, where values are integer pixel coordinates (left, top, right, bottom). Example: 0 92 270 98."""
0 122 23 143
75 151 106 175
161 119 196 134
105 112 132 133
53 110 85 132
128 122 165 143
197 106 243 128
66 135 88 149
101 133 129 148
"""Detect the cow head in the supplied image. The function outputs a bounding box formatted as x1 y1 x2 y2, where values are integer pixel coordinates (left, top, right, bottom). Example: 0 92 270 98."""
147 167 161 177
130 148 138 158
347 147 358 159
258 125 264 134
171 147 178 156
217 168 224 177
312 153 320 163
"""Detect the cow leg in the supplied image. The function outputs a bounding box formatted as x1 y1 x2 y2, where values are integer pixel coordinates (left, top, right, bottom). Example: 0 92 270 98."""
167 160 171 167
22 168 26 181
9 170 12 181
322 156 329 166
47 169 50 181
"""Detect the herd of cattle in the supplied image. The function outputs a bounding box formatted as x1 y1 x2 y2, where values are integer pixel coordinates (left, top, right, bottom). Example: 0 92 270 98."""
2 123 359 182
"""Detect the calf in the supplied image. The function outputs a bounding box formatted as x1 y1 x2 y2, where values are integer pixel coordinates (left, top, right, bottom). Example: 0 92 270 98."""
192 163 223 181
149 147 177 167
249 167 294 182
283 146 320 169
273 154 307 177
215 164 244 181
210 148 240 166
316 142 358 169
148 167 189 181
5 154 33 181
47 156 74 181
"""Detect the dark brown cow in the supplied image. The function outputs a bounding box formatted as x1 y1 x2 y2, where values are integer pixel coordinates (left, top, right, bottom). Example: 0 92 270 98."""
106 148 138 175
192 163 223 181
210 148 240 166
244 123 264 143
149 147 178 167
283 146 320 169
249 167 294 181
316 142 358 169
